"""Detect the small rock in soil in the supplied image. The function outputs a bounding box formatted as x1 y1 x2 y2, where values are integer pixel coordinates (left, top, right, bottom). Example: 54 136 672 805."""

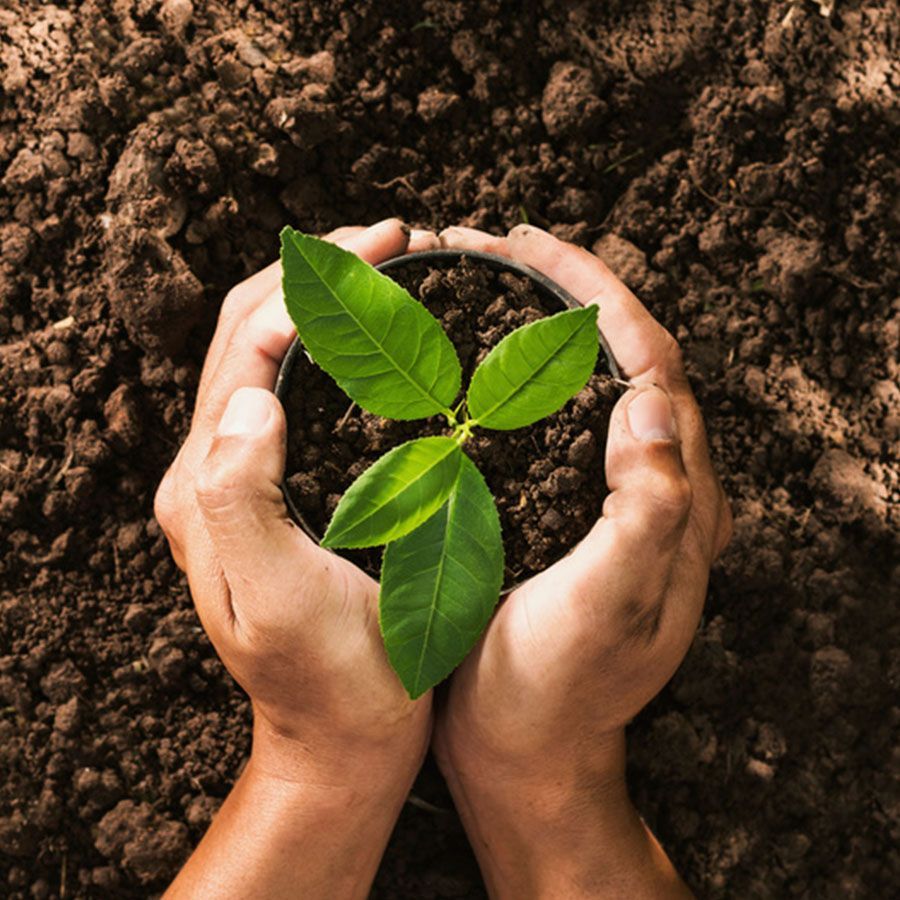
542 466 584 497
95 800 189 885
417 88 461 123
757 232 823 301
567 429 597 469
540 508 565 532
104 384 143 451
811 449 887 523
541 62 604 137
39 659 86 702
74 768 124 817
745 758 775 780
124 603 153 634
592 233 649 291
148 638 188 686
53 695 83 735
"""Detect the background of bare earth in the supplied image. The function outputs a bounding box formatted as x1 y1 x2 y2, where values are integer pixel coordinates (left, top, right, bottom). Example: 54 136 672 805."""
0 1 897 897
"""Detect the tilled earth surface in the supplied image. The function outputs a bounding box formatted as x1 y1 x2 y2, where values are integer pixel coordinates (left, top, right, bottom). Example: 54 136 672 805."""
1 1 897 897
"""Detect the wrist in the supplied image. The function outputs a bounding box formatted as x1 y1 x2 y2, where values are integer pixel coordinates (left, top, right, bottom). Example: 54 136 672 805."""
435 716 626 808
438 729 690 899
167 721 427 900
250 713 428 809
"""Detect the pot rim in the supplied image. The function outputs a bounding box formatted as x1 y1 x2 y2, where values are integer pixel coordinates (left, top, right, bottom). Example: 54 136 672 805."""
273 247 624 590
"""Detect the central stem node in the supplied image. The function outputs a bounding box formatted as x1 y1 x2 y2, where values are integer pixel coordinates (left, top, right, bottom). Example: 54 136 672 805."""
452 418 477 445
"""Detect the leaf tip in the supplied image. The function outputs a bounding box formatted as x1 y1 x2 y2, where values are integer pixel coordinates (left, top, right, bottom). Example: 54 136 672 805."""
319 523 342 549
569 302 599 327
404 681 430 701
278 224 299 249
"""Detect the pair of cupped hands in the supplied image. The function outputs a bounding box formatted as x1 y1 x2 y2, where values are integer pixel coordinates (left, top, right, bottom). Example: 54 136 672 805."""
156 221 731 899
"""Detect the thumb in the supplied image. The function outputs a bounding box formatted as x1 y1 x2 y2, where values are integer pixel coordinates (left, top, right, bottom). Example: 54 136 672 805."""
600 384 692 553
518 386 692 642
195 387 318 606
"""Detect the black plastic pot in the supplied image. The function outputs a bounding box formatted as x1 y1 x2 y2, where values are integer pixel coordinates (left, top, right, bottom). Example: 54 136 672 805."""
274 248 622 543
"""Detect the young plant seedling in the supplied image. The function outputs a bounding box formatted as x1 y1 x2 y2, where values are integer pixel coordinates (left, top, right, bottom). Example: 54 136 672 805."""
280 228 600 698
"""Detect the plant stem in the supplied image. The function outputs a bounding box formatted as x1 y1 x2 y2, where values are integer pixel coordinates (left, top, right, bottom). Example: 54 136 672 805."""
445 398 468 430
452 418 477 445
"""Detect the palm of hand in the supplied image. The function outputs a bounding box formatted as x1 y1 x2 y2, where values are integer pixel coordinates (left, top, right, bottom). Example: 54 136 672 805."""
434 223 731 776
155 221 435 773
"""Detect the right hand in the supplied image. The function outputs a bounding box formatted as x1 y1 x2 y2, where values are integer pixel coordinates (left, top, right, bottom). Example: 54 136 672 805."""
433 224 732 897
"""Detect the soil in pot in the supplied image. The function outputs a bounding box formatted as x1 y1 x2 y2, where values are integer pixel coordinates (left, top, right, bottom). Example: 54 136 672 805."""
281 255 620 587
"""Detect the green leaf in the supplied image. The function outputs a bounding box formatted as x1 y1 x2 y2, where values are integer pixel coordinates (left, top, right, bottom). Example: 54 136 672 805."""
322 437 463 549
466 306 600 430
379 454 504 698
280 227 462 420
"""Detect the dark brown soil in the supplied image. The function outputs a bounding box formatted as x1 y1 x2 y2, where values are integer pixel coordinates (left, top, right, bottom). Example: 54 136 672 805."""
1 1 897 898
282 255 618 587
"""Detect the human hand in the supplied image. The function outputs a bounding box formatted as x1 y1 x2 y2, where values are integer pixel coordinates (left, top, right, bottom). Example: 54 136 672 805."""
155 220 440 899
433 224 732 898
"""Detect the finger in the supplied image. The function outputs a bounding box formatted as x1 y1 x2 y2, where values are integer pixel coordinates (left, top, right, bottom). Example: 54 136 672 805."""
323 226 438 252
193 387 321 629
195 260 282 408
408 228 441 252
515 386 695 648
440 223 684 386
322 225 365 242
441 223 670 380
502 224 729 552
196 219 410 412
600 386 693 558
190 218 411 451
503 225 680 384
439 225 510 255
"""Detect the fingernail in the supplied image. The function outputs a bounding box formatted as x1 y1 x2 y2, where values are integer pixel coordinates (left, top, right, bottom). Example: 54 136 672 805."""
409 228 441 250
626 386 676 442
219 388 273 436
438 226 461 247
398 221 411 237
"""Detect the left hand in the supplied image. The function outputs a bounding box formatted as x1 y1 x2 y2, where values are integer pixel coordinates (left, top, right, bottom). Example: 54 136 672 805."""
156 220 440 898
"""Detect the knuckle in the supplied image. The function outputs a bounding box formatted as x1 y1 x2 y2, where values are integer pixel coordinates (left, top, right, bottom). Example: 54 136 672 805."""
650 470 693 525
153 466 189 569
662 330 685 372
153 468 180 537
195 450 242 515
219 288 240 323
235 310 262 345
234 308 284 363
194 454 235 511
219 285 253 327
656 464 694 518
